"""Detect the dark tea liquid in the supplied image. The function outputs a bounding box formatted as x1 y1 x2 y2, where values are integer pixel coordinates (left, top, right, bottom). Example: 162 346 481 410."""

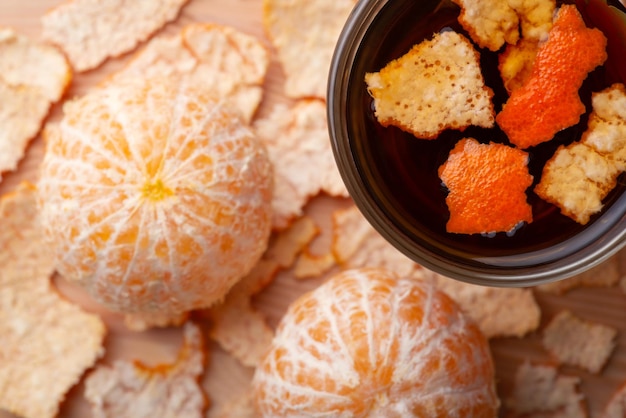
352 0 626 261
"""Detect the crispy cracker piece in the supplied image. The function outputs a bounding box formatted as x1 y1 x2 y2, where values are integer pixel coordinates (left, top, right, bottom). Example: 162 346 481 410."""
0 182 106 418
84 321 206 418
535 254 620 294
535 142 620 225
496 5 607 149
581 83 626 171
208 217 320 366
331 205 423 278
41 0 189 72
105 23 269 123
0 28 71 181
451 0 519 51
254 100 349 229
263 0 357 99
505 362 587 417
600 381 626 418
542 310 617 374
365 31 495 139
432 273 540 338
439 138 533 234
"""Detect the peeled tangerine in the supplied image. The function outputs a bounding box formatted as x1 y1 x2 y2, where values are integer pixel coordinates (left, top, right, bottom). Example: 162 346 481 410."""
37 76 273 314
252 267 500 417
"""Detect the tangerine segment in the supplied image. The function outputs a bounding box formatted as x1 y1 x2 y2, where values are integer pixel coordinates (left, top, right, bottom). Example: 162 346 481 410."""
252 267 499 418
439 138 533 234
37 77 273 314
496 5 607 149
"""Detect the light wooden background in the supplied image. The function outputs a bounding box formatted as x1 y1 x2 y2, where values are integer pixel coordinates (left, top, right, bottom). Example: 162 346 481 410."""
1 1 626 417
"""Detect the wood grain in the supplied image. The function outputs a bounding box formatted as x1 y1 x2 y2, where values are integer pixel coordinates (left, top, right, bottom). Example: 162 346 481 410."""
1 1 626 418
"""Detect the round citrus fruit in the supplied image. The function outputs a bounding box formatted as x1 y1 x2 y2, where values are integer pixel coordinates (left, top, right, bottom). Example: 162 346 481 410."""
37 76 273 314
252 267 499 417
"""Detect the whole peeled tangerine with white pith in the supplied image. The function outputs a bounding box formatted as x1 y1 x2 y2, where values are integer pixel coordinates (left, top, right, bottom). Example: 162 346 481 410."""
37 76 273 315
253 267 500 417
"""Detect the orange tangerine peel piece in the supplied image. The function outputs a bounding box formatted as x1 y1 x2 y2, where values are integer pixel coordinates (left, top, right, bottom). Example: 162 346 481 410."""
439 138 533 234
496 5 608 149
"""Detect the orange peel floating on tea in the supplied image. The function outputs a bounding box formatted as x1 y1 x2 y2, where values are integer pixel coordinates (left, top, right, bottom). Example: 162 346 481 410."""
252 267 500 417
0 27 71 181
0 182 106 418
438 138 533 235
41 0 189 71
365 31 495 139
496 5 608 149
37 76 273 315
84 321 206 418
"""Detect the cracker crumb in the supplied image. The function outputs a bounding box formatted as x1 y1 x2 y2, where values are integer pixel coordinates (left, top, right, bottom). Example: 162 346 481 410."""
542 310 617 374
365 31 495 139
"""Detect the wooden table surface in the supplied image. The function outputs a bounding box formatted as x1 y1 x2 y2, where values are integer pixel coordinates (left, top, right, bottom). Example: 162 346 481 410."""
1 1 626 417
